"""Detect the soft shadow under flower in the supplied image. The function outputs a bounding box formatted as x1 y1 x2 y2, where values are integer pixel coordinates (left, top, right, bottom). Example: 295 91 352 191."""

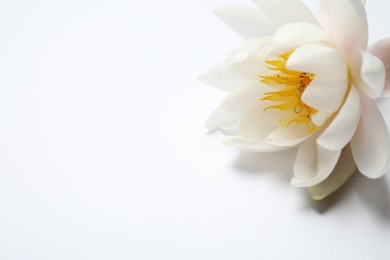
233 148 390 216
306 173 390 220
233 149 297 183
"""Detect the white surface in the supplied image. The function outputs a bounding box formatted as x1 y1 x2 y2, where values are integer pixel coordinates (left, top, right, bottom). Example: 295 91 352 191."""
0 0 390 259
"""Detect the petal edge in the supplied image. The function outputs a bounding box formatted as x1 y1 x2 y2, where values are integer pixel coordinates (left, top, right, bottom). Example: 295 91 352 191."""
309 145 356 200
351 96 390 178
213 5 276 39
369 38 390 97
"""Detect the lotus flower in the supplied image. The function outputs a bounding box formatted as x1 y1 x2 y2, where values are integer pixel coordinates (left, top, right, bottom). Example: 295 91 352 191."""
199 0 390 200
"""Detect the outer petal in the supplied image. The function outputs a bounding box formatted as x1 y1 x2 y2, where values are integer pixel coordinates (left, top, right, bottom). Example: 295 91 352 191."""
326 0 368 58
205 82 266 133
317 1 330 32
353 51 386 99
351 96 390 178
318 0 366 32
224 137 289 152
317 87 361 151
227 36 271 80
204 106 237 131
309 145 357 200
287 44 348 113
291 138 341 187
198 62 257 92
213 6 276 39
369 38 390 97
252 0 319 27
220 120 239 135
222 82 265 117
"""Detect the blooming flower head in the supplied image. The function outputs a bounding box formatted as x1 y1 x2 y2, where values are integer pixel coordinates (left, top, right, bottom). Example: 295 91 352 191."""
200 0 390 200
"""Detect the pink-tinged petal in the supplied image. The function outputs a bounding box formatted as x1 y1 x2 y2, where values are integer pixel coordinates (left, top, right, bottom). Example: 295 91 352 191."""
351 96 390 178
213 6 276 39
287 44 348 113
369 38 390 97
309 145 357 200
318 0 366 33
198 62 258 92
317 87 361 151
291 138 341 187
205 107 237 131
224 137 289 152
356 51 386 99
326 0 368 57
252 0 319 27
317 1 330 32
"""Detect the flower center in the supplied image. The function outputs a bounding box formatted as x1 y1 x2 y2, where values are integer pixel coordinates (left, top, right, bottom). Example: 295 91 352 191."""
259 51 317 133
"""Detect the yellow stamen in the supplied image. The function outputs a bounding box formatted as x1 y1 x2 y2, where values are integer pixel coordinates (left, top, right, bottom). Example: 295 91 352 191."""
260 51 317 133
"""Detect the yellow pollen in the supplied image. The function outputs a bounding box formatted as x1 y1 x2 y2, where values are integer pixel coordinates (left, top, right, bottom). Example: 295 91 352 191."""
259 50 317 132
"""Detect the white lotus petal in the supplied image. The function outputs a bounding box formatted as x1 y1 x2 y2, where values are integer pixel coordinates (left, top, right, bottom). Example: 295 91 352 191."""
198 62 257 91
287 44 348 113
222 82 265 117
317 1 330 32
318 0 366 32
309 145 357 200
238 102 280 140
317 87 361 151
369 38 390 97
301 77 347 113
326 0 368 57
225 137 289 152
228 36 270 60
252 0 318 27
213 6 276 39
351 96 390 178
292 139 317 183
227 37 271 80
266 23 333 58
204 106 237 131
228 52 263 80
311 111 332 127
357 51 386 99
265 124 312 147
287 44 348 76
220 120 239 135
317 145 342 184
291 138 341 187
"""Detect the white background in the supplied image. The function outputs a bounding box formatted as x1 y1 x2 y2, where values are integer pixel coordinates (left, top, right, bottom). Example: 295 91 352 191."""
1 0 390 259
